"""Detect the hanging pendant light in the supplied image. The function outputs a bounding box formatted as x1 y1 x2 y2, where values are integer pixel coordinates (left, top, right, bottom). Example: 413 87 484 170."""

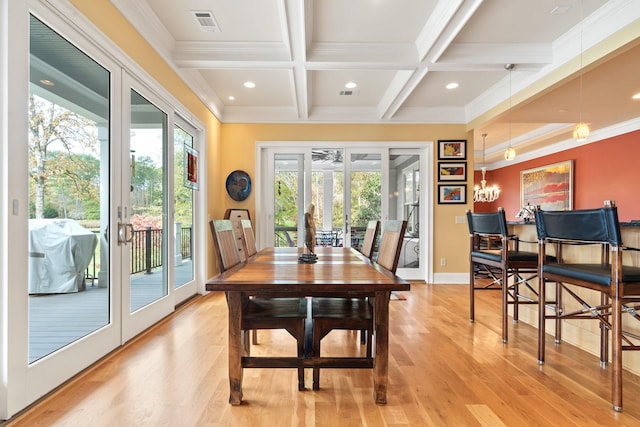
574 0 590 141
473 134 500 203
504 147 516 161
504 63 516 160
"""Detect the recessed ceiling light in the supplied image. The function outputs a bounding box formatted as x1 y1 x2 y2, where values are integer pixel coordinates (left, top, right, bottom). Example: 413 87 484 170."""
228 96 235 101
345 81 357 89
446 82 459 89
632 92 640 100
40 79 55 86
243 81 256 89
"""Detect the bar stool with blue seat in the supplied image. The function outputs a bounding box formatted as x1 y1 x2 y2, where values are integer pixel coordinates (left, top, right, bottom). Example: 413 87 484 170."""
467 207 551 343
535 200 640 411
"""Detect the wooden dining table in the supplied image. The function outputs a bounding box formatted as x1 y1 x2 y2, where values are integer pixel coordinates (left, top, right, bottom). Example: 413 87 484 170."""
205 246 410 405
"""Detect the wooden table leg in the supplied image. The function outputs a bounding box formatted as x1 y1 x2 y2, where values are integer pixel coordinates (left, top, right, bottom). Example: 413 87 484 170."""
227 291 243 405
373 291 390 404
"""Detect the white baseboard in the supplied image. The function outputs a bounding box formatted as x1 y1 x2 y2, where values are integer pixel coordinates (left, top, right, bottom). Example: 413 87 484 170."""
432 273 468 285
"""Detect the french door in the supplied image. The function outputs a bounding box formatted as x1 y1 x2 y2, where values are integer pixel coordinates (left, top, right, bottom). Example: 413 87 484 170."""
258 142 431 281
120 82 174 342
6 10 199 417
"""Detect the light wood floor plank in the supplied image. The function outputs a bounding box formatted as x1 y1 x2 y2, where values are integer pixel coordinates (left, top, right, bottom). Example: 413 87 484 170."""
6 283 640 426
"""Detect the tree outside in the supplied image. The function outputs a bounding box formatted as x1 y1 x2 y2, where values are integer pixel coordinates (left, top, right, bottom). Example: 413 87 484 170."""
29 94 101 220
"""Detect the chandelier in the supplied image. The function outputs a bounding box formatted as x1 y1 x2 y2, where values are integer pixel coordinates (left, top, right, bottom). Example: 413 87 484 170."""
473 134 500 203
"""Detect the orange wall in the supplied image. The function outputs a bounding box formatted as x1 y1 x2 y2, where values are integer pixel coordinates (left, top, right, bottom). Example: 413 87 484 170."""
473 130 640 222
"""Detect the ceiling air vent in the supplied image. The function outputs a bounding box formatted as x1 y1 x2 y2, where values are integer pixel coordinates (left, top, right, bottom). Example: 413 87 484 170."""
191 10 221 33
339 90 359 96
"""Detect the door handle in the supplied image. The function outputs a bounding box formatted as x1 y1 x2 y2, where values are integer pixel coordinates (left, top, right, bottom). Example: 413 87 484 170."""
125 223 134 243
117 223 135 245
117 223 126 245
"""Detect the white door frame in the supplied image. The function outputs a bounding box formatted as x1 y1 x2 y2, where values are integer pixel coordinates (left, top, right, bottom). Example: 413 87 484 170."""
256 141 433 282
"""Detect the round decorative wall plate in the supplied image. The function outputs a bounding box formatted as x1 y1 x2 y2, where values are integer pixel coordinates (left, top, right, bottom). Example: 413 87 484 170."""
225 170 252 201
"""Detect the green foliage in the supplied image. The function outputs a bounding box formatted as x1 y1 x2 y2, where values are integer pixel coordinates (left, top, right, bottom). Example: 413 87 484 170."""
351 172 382 227
173 136 194 226
274 168 381 231
43 206 59 218
28 95 195 229
274 172 299 227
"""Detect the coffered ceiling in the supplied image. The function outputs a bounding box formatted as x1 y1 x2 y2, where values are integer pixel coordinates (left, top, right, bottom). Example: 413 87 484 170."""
111 0 640 167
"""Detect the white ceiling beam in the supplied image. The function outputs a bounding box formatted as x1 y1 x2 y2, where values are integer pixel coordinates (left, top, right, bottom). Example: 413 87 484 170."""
415 0 466 62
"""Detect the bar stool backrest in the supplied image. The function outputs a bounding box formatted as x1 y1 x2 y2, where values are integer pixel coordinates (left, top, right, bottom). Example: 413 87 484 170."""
466 208 509 238
534 204 621 245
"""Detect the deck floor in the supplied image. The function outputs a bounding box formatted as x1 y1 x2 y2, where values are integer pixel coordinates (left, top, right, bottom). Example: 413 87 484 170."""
28 260 193 363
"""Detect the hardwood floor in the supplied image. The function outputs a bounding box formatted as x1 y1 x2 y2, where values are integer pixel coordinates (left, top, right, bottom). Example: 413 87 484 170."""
6 283 640 426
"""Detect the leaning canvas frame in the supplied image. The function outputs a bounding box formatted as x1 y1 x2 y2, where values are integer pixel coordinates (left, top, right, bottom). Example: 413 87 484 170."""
184 145 199 190
520 160 573 210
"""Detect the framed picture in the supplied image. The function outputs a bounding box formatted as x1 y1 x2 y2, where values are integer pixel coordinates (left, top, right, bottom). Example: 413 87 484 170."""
438 162 466 181
184 145 199 190
520 160 573 210
438 139 467 160
438 184 467 204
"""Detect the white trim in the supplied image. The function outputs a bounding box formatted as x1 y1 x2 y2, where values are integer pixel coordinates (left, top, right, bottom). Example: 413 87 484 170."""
433 273 468 285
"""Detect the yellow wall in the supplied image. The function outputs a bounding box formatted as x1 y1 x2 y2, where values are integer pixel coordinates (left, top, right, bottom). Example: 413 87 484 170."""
72 1 472 281
69 0 222 278
220 124 473 279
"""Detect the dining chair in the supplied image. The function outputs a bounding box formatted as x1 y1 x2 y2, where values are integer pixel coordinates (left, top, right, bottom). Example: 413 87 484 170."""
535 200 640 411
240 219 258 258
210 219 243 271
467 208 552 344
310 219 407 390
376 219 407 273
209 219 309 390
358 220 380 260
352 220 381 344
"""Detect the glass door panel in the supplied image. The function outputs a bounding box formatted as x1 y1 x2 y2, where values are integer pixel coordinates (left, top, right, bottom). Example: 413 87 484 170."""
27 15 111 363
348 152 382 251
274 153 304 247
173 125 194 288
311 149 344 247
128 90 168 312
389 150 424 279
